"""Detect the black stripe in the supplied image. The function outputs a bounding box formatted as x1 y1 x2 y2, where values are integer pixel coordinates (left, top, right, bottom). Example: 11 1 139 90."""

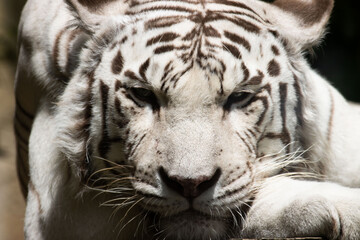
279 83 291 151
241 62 250 82
224 31 251 52
112 50 124 74
130 0 199 7
223 43 241 59
203 25 221 38
211 0 261 19
124 70 143 82
154 45 175 54
267 59 280 77
271 45 280 56
139 58 150 82
144 16 182 30
254 96 269 126
173 62 194 89
127 5 196 15
247 70 264 85
115 80 122 92
205 12 261 34
212 10 264 24
98 81 110 158
293 74 304 128
146 32 180 46
160 62 174 84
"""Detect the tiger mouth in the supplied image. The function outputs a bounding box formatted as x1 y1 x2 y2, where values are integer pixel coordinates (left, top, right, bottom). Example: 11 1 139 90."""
145 198 254 223
149 206 249 231
145 208 245 240
161 209 229 221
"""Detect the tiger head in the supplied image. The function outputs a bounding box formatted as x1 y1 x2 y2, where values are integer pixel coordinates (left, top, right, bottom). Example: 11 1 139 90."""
57 0 333 239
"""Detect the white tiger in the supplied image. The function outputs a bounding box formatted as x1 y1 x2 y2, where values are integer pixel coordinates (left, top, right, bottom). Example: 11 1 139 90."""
15 0 360 239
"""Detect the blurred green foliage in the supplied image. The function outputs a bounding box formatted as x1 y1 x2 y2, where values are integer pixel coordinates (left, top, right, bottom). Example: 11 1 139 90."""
0 0 359 101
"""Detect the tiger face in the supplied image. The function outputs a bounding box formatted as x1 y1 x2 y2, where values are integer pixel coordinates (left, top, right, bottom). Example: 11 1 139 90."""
56 0 331 239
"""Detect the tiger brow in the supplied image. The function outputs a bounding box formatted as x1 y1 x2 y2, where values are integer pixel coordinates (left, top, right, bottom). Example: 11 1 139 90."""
124 70 147 83
123 70 154 89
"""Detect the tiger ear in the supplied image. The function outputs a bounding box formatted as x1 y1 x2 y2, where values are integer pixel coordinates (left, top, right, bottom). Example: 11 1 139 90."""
264 0 334 52
65 0 130 33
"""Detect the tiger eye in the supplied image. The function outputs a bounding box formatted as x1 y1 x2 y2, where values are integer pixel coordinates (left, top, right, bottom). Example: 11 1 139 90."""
224 91 254 111
129 87 159 110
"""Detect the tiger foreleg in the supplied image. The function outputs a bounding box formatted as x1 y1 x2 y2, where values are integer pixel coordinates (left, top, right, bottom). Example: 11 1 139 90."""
241 177 360 239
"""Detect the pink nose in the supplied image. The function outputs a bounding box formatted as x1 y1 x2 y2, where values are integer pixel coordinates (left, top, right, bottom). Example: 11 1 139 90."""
159 167 221 199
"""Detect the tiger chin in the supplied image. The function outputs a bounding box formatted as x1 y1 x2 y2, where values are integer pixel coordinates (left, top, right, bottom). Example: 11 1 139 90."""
16 0 360 239
148 211 230 240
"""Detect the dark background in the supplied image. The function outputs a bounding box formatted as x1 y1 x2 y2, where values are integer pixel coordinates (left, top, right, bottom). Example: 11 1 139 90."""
310 1 360 102
258 2 360 101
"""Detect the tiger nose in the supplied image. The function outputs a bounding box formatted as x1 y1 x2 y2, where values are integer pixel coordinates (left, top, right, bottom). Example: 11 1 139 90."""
159 167 221 199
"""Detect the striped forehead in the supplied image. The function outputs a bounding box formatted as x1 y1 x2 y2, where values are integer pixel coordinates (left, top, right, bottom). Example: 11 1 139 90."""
96 0 285 96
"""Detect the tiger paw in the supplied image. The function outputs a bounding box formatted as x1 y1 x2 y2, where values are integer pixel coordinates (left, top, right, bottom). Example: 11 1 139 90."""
241 194 341 239
237 176 360 240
